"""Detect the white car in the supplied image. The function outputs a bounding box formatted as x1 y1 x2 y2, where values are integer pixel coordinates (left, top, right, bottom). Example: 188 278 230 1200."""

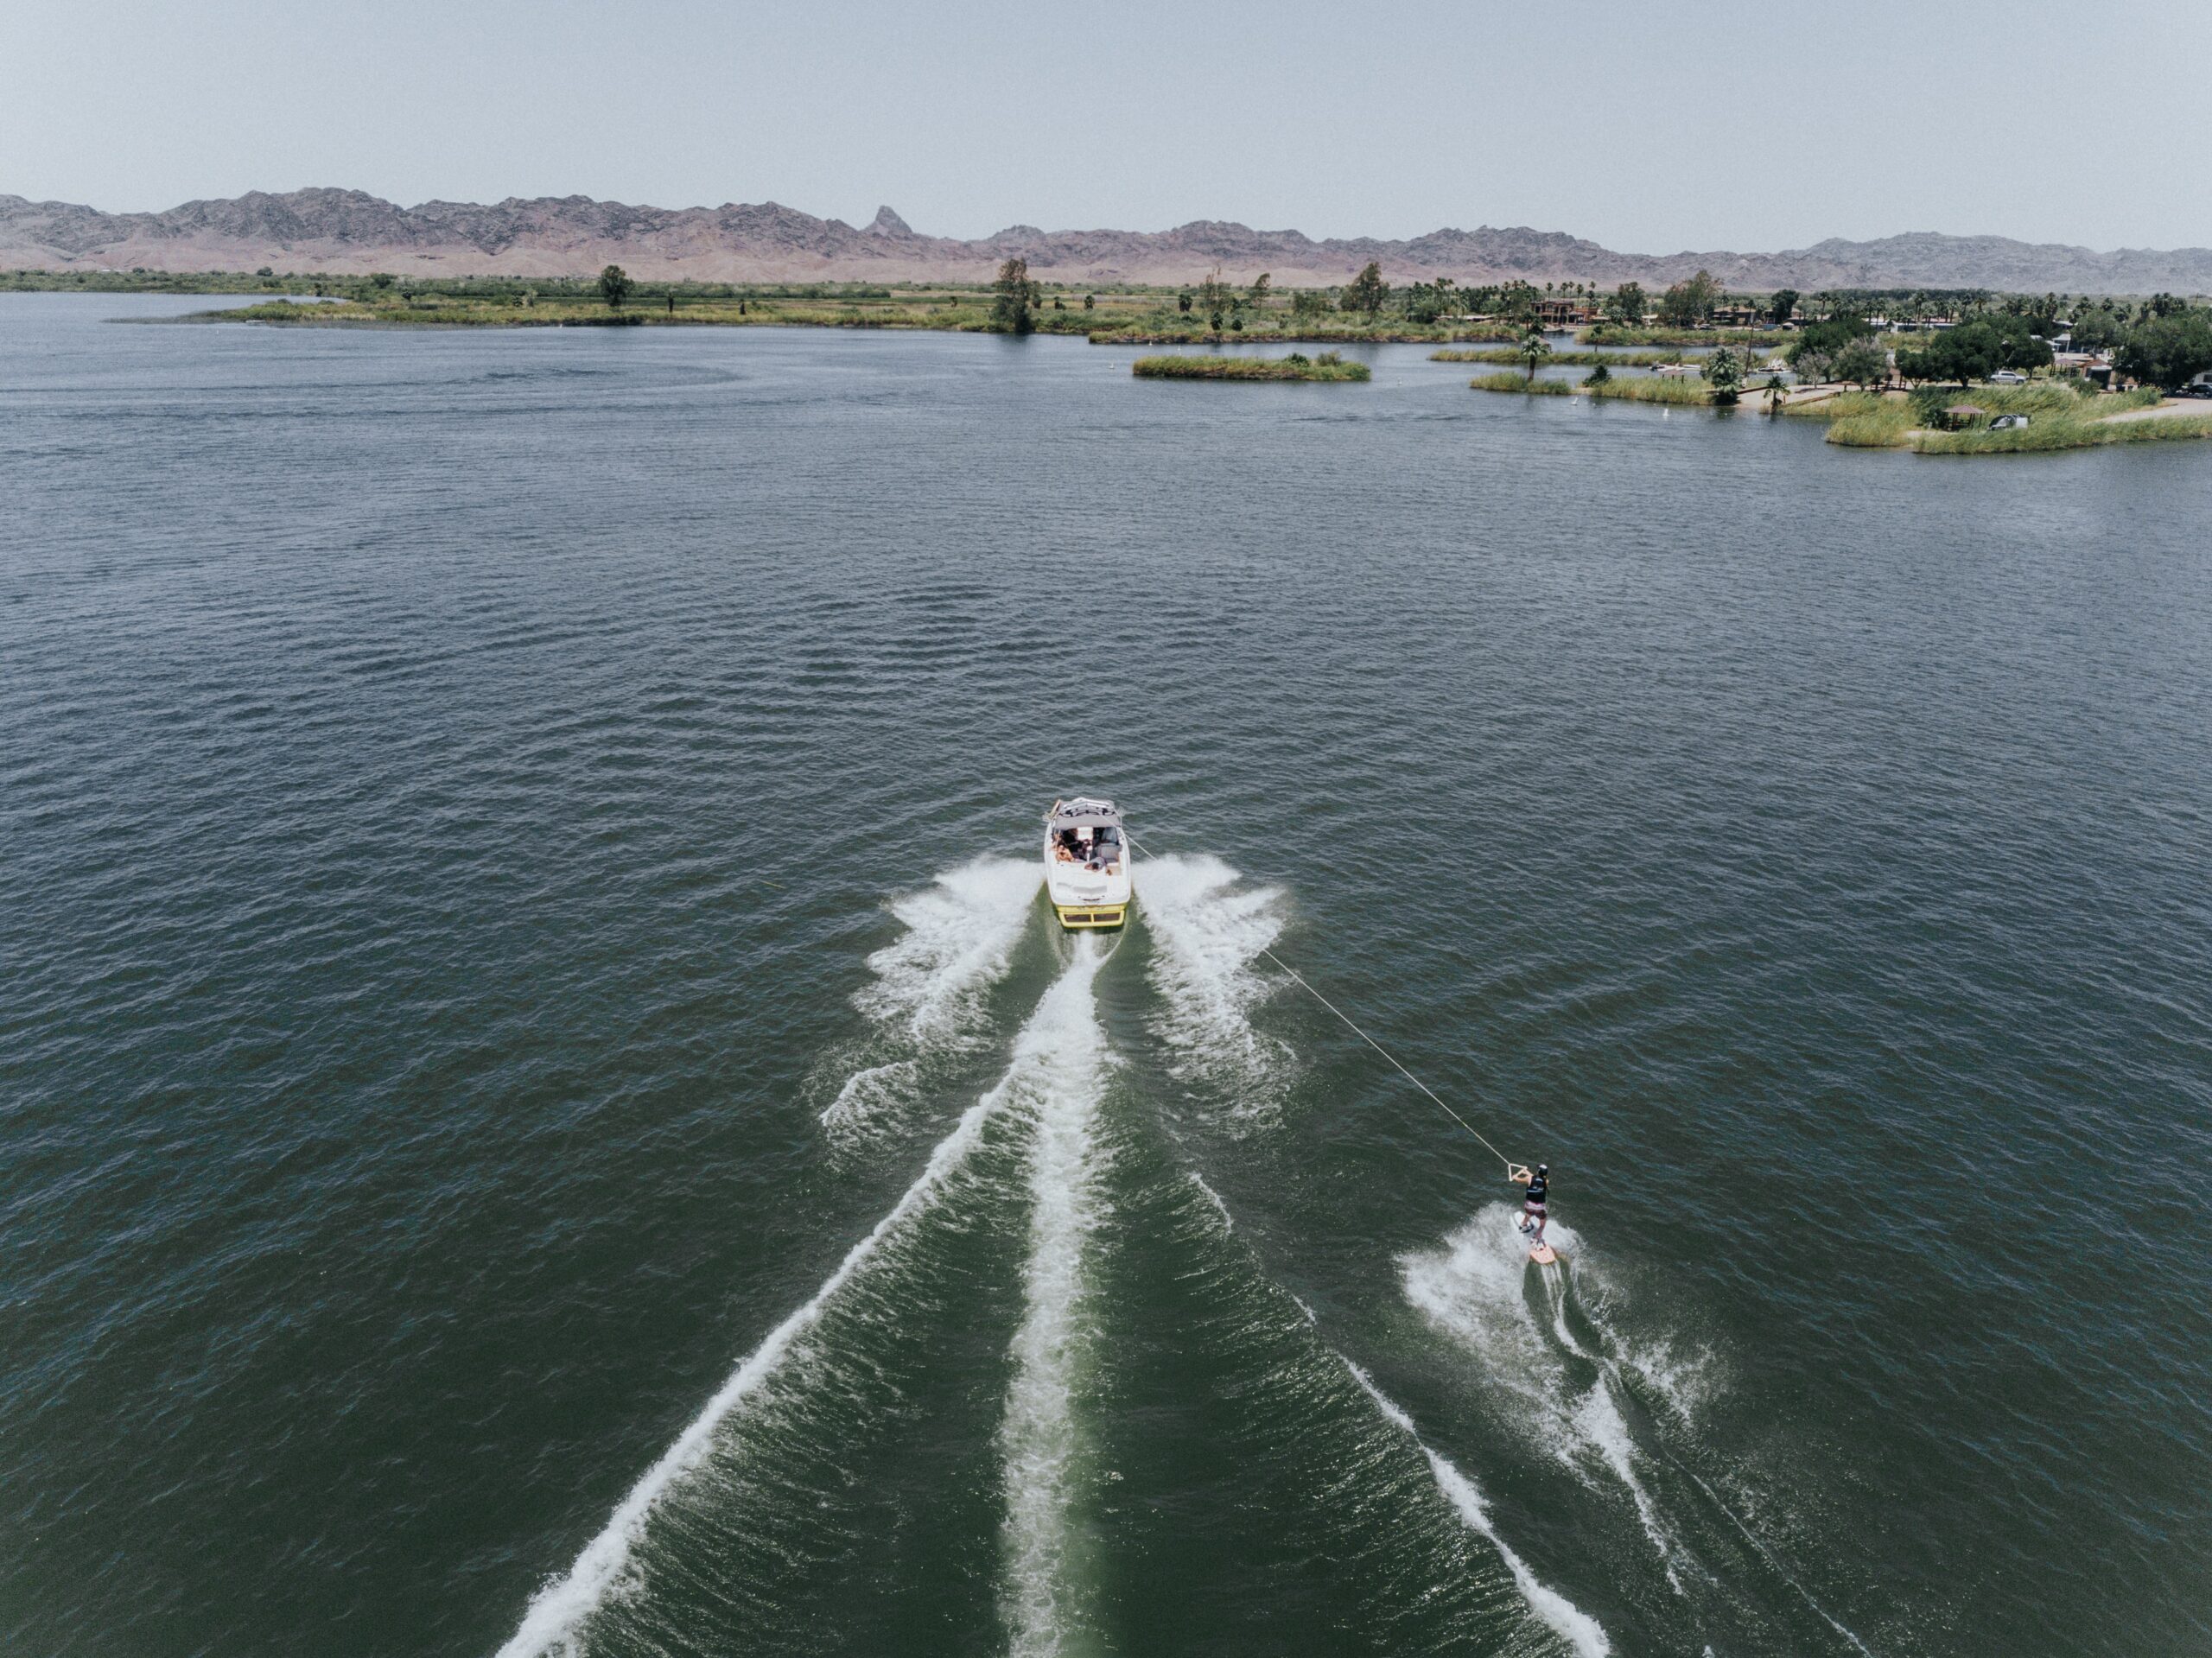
1988 370 2027 384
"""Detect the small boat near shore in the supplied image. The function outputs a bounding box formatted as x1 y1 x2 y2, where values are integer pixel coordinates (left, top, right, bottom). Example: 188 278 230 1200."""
1043 797 1132 930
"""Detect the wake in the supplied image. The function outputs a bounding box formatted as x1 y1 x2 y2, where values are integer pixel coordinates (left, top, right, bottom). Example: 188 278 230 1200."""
1402 1210 1701 1591
1136 854 1291 1115
1404 1210 1878 1654
1188 1170 1610 1658
817 855 1038 1139
1144 857 1607 1655
498 931 1079 1658
997 936 1112 1656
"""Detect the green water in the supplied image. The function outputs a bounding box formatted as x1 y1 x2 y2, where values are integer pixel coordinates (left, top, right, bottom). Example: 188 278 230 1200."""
3 295 2209 1656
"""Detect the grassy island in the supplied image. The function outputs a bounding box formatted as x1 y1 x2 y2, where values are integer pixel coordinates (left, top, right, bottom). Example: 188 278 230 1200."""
1471 368 2212 454
1104 324 1516 346
1470 371 1714 404
1133 352 1370 381
1783 383 2212 453
1578 324 1776 348
1436 346 1686 367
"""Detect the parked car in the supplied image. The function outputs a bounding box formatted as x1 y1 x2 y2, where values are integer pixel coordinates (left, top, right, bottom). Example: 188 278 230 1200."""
1987 370 2027 384
1989 414 2031 430
2171 383 2212 399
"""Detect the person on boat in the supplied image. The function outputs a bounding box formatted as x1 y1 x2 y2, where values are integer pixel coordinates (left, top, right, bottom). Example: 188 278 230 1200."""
1509 1163 1549 1248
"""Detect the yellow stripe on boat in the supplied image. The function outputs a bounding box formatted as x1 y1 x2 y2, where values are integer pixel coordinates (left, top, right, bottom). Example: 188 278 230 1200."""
1054 903 1128 931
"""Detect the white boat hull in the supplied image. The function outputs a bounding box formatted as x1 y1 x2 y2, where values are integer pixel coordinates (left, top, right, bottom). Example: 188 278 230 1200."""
1046 861 1132 930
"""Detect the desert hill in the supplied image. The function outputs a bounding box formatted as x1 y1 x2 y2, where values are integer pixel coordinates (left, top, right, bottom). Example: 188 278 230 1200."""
5 187 2209 293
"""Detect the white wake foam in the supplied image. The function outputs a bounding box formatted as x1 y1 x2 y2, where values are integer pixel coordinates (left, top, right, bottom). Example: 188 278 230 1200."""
1138 853 1289 1111
499 950 1069 1658
1343 1361 1612 1658
1187 1170 1234 1233
1189 1166 1607 1655
858 857 1039 1042
1402 1207 1691 1584
997 937 1112 1657
820 856 1038 1134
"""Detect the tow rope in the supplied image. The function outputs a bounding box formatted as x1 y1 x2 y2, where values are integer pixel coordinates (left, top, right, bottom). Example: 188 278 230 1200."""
1123 830 1522 1172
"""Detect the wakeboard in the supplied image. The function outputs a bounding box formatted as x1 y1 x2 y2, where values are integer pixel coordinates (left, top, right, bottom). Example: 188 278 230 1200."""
1515 1214 1560 1265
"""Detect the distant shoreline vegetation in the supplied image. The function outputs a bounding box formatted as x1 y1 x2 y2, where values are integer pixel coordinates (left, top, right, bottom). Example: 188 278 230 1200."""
17 263 2204 377
1436 346 1688 367
1470 371 1714 405
1131 352 1369 382
20 261 2209 454
1469 365 2212 454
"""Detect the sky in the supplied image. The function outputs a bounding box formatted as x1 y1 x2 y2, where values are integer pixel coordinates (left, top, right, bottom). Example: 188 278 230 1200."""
10 0 2211 253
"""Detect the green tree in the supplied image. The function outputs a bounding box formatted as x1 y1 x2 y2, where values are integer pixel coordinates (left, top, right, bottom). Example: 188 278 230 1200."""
598 264 633 308
1704 345 1745 403
1990 314 2054 374
1766 289 1799 325
2115 310 2212 389
1178 291 1193 314
992 257 1040 333
1195 266 1233 333
1247 271 1272 308
1516 327 1554 383
1341 261 1389 321
2069 305 2124 351
1083 293 1095 311
1787 314 1872 374
1922 324 2001 387
1605 282 1646 326
1402 276 1458 324
1656 269 1723 328
1582 362 1612 388
1829 338 1889 387
1289 287 1332 321
369 272 396 290
1905 313 2049 379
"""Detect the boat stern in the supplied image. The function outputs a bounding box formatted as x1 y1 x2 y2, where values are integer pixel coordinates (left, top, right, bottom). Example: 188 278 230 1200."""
1053 900 1128 931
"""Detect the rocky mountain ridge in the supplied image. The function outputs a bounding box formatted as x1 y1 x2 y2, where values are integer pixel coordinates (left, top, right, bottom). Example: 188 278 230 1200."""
5 187 2210 292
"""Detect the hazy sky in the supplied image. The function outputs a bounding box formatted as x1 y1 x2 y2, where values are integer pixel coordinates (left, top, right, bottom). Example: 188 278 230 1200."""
11 0 2211 251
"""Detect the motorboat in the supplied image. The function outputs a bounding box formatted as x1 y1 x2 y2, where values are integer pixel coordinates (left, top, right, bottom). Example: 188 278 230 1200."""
1043 797 1132 931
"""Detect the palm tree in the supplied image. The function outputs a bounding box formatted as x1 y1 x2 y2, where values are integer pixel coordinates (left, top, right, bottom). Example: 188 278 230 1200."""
1518 327 1554 384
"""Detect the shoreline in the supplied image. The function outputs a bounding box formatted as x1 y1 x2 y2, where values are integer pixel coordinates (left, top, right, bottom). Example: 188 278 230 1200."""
1470 373 2212 454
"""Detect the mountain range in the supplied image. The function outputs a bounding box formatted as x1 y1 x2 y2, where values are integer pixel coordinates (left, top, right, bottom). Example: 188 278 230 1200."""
6 187 2211 293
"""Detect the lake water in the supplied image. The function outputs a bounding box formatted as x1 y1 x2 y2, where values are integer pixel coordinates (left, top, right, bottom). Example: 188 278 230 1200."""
4 295 2209 1658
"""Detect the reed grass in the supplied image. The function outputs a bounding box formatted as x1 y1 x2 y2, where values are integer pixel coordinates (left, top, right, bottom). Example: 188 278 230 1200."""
1470 370 1713 403
1778 383 2196 452
1586 375 1714 404
1434 347 1684 366
1913 408 2212 454
1469 372 1573 395
1579 325 1773 347
1132 353 1370 381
